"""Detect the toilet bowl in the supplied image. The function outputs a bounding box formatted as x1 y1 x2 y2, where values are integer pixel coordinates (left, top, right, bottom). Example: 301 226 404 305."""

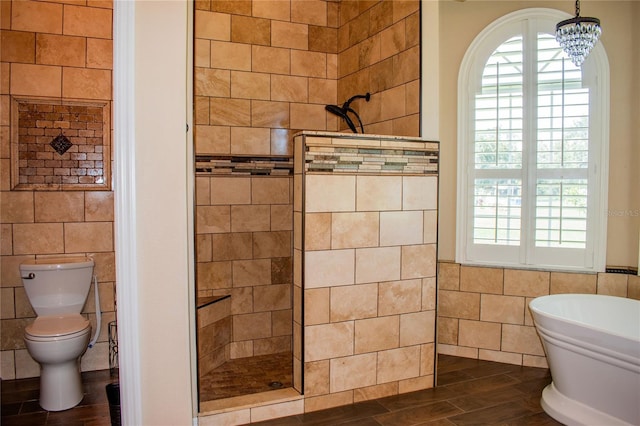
20 257 94 411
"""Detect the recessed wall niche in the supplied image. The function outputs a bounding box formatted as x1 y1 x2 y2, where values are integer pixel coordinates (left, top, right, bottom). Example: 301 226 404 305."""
10 97 111 191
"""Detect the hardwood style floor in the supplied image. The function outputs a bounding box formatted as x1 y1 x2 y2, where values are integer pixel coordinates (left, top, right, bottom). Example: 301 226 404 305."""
1 355 562 425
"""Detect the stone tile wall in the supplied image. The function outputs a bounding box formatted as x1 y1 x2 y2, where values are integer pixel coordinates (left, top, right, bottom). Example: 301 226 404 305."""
0 0 114 380
293 132 438 413
437 262 640 367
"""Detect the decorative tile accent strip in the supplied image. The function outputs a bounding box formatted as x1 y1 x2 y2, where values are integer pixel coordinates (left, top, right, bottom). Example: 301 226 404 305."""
11 97 111 190
196 155 294 176
300 132 439 175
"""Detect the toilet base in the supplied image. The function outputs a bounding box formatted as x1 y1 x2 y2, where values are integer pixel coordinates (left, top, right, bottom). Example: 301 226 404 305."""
38 359 84 411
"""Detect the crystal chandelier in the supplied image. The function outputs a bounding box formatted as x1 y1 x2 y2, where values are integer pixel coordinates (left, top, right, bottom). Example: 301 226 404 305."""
556 0 602 67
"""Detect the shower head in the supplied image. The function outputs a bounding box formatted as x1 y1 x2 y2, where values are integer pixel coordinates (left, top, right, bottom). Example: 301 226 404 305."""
325 92 371 133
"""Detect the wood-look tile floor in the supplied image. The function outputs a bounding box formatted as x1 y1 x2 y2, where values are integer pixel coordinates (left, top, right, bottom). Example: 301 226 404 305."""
1 355 563 426
199 351 293 402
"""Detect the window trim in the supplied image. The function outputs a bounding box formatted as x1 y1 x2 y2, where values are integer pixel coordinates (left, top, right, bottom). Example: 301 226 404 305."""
456 8 610 272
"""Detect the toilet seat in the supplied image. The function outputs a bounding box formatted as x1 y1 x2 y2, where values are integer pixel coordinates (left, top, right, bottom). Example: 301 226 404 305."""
25 314 90 341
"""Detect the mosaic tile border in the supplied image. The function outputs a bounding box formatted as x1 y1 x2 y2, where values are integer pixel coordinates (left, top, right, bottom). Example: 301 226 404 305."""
301 133 439 175
195 155 294 176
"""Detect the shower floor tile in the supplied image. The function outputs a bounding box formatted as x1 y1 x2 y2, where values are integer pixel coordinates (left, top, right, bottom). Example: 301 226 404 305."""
199 351 293 402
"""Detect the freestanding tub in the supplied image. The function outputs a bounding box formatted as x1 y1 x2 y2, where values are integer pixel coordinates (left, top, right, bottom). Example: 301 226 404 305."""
529 294 640 426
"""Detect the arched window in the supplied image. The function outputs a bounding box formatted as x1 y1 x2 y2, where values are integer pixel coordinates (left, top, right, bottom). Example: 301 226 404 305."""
456 9 609 272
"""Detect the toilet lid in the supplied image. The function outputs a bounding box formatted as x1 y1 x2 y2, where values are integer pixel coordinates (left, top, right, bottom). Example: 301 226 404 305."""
25 314 90 338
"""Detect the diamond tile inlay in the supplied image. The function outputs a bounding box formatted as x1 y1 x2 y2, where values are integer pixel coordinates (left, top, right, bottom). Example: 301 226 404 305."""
50 133 73 155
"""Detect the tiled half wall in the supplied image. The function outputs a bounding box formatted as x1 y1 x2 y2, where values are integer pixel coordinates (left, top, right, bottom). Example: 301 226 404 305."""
293 132 439 412
437 262 640 368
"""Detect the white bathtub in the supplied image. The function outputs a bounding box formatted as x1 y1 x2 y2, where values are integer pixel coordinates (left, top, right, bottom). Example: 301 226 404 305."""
529 294 640 426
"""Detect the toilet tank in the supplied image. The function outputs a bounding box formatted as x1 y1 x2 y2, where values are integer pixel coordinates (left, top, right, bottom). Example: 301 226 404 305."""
20 257 95 317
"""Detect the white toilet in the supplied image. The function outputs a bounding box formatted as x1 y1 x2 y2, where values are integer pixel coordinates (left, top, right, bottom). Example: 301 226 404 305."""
21 257 94 411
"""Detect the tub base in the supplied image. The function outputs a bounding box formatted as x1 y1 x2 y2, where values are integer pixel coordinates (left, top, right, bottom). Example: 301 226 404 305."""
541 382 633 426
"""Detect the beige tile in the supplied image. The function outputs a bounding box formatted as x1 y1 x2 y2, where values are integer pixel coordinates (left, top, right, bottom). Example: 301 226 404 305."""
305 321 354 362
291 50 326 78
196 205 230 234
253 230 291 258
304 213 331 250
272 20 308 50
195 125 231 154
271 129 292 156
1 288 15 319
251 399 304 423
271 205 292 232
195 10 231 41
304 390 353 413
305 288 329 326
304 249 355 289
34 192 84 222
209 0 251 15
438 262 460 291
305 175 355 213
400 374 434 394
63 68 111 100
86 37 112 69
232 259 271 287
438 290 480 320
503 269 550 297
251 45 290 74
422 277 436 310
356 176 402 211
479 349 522 366
230 205 270 232
1 350 15 380
420 343 436 377
437 316 458 345
353 382 398 403
1 30 35 63
480 294 525 325
210 177 251 205
330 352 377 392
1 255 33 289
252 177 289 205
377 346 420 384
309 78 337 105
36 33 85 67
290 103 326 131
197 261 232 291
272 309 292 337
380 211 422 247
400 310 435 346
11 1 63 34
254 284 290 312
229 340 253 359
91 251 115 282
252 100 290 128
378 279 421 316
437 344 478 359
501 324 545 356
292 0 327 26
10 63 61 97
230 127 271 155
596 273 628 297
401 244 436 279
523 354 548 369
196 68 231 98
460 265 503 294
380 20 405 60
271 75 308 103
194 38 210 68
550 272 597 294
211 233 252 261
355 315 399 354
628 275 640 300
199 410 250 426
65 222 113 253
233 312 271 341
63 5 111 38
1 224 12 255
231 70 270 100
231 15 270 45
229 287 253 314
331 212 379 249
211 40 251 71
1 192 34 223
252 0 290 20
403 176 437 210
458 319 501 350
2 318 30 351
13 223 64 254
85 191 114 221
330 283 378 322
380 85 406 121
423 210 437 244
355 246 401 284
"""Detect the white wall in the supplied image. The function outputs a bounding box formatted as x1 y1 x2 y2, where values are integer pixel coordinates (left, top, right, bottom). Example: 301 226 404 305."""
115 1 195 424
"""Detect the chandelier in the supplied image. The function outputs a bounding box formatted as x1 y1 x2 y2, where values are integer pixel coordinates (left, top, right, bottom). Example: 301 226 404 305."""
555 0 602 67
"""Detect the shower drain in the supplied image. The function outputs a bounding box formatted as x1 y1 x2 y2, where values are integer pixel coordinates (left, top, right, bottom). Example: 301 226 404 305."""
268 381 284 389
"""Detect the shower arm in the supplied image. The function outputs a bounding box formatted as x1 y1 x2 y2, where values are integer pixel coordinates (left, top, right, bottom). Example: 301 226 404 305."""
325 92 371 134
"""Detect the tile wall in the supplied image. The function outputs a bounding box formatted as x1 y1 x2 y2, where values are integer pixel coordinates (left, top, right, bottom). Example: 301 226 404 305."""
437 262 640 368
293 132 438 413
195 175 293 359
0 0 114 379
